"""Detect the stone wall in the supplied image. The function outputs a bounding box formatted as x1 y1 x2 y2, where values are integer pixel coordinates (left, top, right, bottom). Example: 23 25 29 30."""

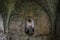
0 0 58 40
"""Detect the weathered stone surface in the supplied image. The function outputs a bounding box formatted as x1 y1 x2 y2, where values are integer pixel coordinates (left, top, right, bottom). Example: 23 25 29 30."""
0 0 58 40
8 1 52 40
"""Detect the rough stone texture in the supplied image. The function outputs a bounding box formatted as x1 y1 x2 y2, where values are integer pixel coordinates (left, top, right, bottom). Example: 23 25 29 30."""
7 1 51 40
0 0 58 40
